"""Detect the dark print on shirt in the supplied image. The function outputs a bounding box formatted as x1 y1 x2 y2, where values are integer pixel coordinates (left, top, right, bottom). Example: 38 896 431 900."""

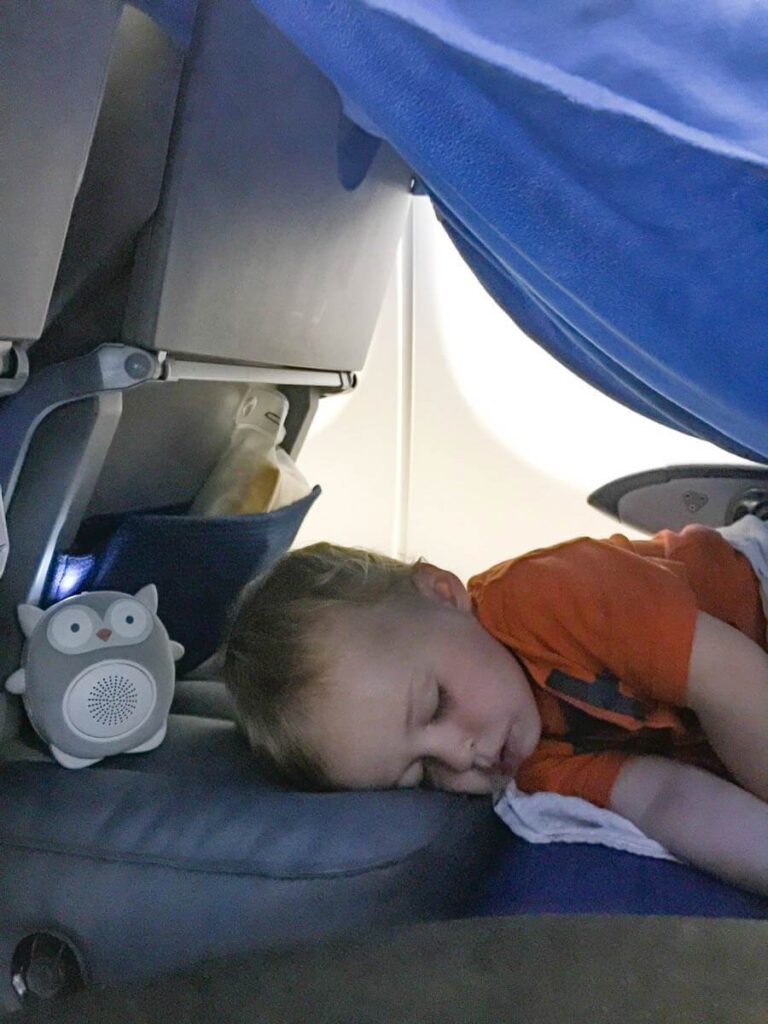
546 668 646 721
557 700 678 758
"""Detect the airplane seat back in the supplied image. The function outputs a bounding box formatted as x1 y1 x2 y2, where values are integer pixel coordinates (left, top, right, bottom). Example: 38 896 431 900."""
0 0 123 377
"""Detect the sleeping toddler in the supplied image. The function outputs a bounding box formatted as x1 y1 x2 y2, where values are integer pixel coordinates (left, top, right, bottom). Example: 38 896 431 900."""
223 521 768 895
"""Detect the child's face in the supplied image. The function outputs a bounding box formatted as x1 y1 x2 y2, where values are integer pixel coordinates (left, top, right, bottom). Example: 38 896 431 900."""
302 566 542 793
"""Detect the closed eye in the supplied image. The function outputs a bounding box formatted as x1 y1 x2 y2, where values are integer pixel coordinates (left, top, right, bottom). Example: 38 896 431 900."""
431 682 451 723
407 682 451 788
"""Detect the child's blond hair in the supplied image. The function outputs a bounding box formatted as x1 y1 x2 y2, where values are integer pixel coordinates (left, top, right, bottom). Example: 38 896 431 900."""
223 542 421 789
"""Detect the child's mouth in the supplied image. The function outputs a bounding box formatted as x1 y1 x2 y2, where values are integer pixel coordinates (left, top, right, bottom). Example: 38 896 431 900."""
491 751 518 777
493 726 524 775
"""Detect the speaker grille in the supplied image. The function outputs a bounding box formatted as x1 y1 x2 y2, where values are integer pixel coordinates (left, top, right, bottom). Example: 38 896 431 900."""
86 673 140 727
64 661 156 740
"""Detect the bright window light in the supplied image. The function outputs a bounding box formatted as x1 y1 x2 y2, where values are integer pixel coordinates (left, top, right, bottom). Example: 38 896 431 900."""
430 220 749 492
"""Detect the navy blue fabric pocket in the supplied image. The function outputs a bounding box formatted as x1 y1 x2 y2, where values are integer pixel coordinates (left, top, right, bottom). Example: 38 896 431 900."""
45 486 321 673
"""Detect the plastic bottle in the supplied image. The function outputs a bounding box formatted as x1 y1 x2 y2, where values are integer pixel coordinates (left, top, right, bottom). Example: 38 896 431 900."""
190 387 310 516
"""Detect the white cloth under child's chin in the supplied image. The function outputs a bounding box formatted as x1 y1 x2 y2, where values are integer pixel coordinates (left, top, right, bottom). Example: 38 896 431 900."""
494 782 679 862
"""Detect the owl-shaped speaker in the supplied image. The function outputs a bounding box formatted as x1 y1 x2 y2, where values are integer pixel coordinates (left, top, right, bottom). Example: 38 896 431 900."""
4 585 184 769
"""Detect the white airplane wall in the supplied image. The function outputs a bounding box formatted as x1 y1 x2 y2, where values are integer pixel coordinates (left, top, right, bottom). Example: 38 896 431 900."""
295 202 746 582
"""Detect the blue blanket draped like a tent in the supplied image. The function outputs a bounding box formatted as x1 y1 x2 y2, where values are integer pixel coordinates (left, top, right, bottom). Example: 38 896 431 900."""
245 1 768 463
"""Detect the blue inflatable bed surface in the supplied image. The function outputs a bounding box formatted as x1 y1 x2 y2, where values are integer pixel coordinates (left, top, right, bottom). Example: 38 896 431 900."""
474 838 768 919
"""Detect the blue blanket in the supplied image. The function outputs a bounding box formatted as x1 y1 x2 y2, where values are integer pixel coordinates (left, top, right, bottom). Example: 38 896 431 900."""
248 1 768 462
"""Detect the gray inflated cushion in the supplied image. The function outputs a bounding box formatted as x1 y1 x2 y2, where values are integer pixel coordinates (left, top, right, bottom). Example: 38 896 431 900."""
170 676 234 719
0 711 507 995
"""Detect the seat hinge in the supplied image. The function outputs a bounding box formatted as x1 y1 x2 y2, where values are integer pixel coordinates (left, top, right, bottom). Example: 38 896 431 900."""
0 342 30 396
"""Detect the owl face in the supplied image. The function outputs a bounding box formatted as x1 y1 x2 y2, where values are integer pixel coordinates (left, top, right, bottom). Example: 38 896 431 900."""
15 585 163 659
46 596 153 655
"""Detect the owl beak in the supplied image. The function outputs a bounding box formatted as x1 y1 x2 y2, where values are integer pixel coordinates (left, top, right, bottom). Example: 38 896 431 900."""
97 628 112 641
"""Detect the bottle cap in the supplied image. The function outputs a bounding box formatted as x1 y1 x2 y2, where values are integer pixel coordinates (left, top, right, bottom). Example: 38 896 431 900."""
236 387 288 442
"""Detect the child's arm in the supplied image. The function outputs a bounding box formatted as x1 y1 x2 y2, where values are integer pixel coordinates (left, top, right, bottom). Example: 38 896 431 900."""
686 611 768 801
610 756 768 895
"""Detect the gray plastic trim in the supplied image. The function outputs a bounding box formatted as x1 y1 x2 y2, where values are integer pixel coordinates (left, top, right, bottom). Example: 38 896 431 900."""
161 355 354 392
0 345 162 507
0 395 123 683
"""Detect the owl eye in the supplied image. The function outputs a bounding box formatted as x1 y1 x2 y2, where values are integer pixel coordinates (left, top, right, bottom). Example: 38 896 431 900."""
48 607 95 650
106 599 149 639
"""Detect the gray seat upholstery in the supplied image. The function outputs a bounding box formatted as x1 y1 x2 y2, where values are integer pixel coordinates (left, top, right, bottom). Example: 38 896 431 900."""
0 0 503 1013
1 686 506 1007
40 4 186 352
0 0 124 347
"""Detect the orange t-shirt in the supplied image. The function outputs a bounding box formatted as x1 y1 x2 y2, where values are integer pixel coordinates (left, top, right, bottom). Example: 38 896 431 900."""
468 524 765 808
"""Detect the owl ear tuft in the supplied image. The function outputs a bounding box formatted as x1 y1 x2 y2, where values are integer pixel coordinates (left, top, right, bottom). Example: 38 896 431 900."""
134 584 158 614
17 604 45 638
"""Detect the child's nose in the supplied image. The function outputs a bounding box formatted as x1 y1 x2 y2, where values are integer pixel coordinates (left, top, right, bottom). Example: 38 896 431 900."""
429 729 476 772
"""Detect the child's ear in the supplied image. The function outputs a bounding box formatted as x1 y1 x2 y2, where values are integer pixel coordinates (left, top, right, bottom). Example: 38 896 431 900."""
413 563 471 612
